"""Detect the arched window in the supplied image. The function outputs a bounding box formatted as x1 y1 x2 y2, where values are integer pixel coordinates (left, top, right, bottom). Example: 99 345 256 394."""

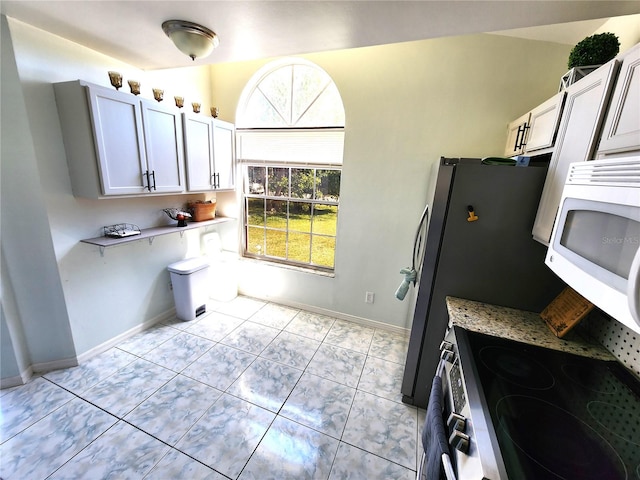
237 59 345 270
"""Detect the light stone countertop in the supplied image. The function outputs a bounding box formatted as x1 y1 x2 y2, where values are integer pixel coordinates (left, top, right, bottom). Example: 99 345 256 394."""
446 296 615 361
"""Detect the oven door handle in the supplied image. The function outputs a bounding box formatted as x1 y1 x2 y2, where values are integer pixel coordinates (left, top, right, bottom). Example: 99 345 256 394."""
437 357 457 480
416 451 457 480
417 369 458 480
436 353 448 378
442 453 456 480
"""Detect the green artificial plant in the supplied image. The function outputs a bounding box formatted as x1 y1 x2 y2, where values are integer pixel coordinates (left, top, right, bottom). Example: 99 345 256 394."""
568 32 620 69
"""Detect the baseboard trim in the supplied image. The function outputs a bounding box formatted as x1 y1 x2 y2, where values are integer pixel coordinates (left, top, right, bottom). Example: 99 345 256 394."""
32 356 79 374
0 365 33 389
1 308 178 389
239 292 410 337
76 308 177 364
2 357 80 389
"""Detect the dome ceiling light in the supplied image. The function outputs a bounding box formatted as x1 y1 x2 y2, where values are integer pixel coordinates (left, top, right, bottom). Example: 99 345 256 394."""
162 20 219 61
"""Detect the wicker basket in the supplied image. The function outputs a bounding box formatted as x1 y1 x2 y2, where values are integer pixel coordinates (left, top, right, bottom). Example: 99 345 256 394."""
188 201 217 222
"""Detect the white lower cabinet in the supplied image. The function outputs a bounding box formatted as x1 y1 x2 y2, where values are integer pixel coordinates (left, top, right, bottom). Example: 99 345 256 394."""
532 60 619 244
183 113 235 192
54 80 185 198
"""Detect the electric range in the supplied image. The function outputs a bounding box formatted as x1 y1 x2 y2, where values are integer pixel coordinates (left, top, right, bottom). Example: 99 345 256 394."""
441 326 640 480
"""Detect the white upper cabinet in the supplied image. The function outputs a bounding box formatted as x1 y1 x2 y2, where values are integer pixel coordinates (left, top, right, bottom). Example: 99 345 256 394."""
183 114 214 191
532 60 619 245
87 86 147 195
597 42 640 157
54 80 185 197
523 92 566 154
212 119 235 190
503 93 566 157
140 99 185 193
183 114 235 192
504 112 530 156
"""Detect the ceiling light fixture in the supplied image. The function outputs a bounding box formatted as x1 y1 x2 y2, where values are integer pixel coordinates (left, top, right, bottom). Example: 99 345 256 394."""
162 20 219 61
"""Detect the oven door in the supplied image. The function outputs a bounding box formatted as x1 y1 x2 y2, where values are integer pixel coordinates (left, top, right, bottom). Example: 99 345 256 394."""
417 359 456 480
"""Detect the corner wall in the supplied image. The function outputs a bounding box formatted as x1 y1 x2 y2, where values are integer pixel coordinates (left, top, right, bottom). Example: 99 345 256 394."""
1 15 77 379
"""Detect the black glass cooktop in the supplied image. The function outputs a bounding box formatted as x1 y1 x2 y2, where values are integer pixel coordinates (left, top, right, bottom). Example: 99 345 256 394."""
466 331 640 480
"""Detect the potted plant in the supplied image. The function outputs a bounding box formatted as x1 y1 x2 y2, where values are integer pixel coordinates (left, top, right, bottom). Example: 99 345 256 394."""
560 32 620 91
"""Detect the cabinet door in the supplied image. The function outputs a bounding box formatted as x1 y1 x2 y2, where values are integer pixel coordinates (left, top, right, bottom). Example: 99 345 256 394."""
504 113 530 156
141 100 185 193
87 86 147 195
212 119 235 190
183 114 215 191
524 92 565 153
597 43 640 156
532 60 619 245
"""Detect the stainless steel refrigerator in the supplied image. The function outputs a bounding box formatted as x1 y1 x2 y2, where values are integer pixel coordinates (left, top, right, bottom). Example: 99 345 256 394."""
401 157 565 408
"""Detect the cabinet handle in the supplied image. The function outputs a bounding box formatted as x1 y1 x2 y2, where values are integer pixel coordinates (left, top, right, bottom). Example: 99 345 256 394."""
144 170 151 192
515 124 529 151
150 170 156 191
514 125 524 151
521 125 530 147
216 173 220 188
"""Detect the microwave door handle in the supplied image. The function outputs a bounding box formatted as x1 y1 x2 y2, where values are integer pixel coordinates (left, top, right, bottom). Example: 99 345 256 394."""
628 246 640 326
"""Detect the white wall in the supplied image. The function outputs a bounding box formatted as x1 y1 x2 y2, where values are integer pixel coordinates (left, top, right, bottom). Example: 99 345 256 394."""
595 14 640 52
2 16 217 367
209 34 572 329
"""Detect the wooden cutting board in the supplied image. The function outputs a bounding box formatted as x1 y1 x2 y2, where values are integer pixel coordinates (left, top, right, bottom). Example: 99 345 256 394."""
540 287 595 338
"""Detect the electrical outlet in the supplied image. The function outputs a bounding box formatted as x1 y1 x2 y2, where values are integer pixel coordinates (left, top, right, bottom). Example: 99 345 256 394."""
365 291 375 304
168 281 173 291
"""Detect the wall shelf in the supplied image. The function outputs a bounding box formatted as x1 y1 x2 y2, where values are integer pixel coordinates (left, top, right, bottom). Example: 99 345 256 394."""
81 217 232 255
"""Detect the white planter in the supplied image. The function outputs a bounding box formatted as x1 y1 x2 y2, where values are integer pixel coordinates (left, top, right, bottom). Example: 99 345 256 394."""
559 65 601 92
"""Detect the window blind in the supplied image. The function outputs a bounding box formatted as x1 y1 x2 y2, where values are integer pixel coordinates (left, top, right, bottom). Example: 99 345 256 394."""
237 129 344 166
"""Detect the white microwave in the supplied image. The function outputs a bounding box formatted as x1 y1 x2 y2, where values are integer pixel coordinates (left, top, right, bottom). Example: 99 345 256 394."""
546 157 640 334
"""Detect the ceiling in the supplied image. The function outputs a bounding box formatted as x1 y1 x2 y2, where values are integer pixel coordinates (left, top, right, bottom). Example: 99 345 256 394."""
2 1 639 70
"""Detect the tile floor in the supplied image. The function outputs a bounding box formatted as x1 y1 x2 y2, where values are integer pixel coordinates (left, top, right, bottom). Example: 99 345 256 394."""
0 296 426 479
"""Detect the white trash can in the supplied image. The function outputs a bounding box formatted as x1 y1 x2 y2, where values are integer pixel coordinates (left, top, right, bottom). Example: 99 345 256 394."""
167 257 210 321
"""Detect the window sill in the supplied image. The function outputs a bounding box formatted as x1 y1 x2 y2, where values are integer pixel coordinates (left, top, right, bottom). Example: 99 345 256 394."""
240 255 335 278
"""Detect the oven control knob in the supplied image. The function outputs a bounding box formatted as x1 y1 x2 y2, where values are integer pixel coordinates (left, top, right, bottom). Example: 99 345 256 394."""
449 430 470 454
440 341 454 352
439 341 455 363
447 412 466 432
440 349 454 364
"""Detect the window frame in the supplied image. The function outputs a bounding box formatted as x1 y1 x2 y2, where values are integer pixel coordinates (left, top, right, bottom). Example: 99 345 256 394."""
242 163 340 271
236 58 344 272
